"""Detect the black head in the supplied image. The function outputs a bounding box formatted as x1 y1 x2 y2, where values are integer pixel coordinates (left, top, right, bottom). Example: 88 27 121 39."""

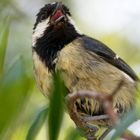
32 2 82 71
33 2 71 30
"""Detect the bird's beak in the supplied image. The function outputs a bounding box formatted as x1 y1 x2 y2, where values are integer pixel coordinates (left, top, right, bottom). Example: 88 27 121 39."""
50 2 67 25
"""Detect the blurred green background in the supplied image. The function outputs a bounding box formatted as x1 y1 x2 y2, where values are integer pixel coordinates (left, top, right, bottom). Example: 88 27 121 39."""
0 0 140 140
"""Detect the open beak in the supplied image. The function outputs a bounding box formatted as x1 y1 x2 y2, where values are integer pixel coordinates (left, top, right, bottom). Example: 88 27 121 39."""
50 2 67 25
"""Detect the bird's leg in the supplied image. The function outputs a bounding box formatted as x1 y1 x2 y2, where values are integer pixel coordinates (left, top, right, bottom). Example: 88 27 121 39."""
66 92 114 140
82 114 109 121
66 93 99 140
65 90 122 140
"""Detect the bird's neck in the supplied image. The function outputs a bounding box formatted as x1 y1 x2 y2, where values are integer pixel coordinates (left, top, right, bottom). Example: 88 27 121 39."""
33 23 81 71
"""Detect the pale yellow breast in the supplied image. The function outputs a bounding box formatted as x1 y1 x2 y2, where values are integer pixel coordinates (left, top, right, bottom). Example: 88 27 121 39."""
32 51 53 96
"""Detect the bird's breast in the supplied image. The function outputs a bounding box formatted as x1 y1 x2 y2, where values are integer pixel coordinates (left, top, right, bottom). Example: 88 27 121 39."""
32 50 53 96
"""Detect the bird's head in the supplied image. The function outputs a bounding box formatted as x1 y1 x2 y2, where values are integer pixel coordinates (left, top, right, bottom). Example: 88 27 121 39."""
32 2 81 47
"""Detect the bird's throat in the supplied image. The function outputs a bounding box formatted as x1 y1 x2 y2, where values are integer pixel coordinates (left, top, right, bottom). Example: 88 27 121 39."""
33 23 81 71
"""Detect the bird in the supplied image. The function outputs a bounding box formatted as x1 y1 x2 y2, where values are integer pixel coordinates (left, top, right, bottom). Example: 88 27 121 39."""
32 2 138 140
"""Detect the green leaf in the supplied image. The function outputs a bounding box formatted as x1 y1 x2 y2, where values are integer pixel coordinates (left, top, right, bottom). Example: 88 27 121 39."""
111 109 138 140
0 58 32 139
26 108 48 140
64 127 85 140
0 22 10 75
48 71 66 140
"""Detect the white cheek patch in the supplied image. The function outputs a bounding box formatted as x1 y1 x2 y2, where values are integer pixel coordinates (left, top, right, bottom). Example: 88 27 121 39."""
67 16 82 34
32 18 49 47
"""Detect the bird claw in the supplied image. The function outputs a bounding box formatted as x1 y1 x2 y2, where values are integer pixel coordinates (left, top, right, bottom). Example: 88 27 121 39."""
80 123 98 140
86 122 98 132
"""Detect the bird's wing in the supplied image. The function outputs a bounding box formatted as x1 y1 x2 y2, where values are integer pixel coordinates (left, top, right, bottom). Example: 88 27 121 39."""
82 36 138 81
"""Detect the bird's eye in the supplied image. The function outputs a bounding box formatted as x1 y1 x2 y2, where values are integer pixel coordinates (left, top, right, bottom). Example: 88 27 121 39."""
40 14 46 21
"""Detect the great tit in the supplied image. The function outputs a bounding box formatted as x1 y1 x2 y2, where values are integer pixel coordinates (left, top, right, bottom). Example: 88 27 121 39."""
32 2 138 139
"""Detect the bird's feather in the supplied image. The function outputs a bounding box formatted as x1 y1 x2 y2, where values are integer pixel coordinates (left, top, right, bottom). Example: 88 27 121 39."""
56 37 136 115
82 36 138 81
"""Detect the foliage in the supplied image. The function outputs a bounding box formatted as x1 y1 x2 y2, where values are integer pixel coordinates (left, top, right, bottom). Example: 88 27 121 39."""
26 108 48 140
0 22 9 74
0 22 34 140
48 71 66 140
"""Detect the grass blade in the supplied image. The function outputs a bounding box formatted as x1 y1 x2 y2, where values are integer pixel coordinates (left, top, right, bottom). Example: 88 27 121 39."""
0 58 33 139
26 108 48 140
64 127 85 140
0 23 10 75
48 71 66 140
111 109 137 140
